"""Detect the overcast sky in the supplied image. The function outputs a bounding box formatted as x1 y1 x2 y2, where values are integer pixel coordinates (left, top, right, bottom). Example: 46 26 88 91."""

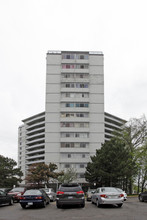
0 0 147 161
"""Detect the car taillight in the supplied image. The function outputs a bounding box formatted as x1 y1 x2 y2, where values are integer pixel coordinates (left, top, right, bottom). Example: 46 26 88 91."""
57 191 64 195
119 194 124 197
76 191 84 195
100 194 107 198
35 196 43 199
19 196 25 200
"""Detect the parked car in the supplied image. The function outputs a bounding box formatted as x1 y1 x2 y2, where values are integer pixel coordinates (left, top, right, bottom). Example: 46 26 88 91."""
138 191 147 202
8 187 26 202
91 187 124 208
56 183 85 208
86 189 95 201
0 190 13 206
0 188 12 193
42 188 56 201
19 189 50 208
115 188 127 201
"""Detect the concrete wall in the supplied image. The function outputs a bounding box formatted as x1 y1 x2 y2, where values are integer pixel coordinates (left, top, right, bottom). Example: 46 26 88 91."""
45 51 104 180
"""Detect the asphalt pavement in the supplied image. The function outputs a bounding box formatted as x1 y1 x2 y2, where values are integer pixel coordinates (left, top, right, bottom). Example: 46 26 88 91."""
0 197 146 220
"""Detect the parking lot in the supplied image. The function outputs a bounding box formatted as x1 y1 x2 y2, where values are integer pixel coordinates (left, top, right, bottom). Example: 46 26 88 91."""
0 197 147 220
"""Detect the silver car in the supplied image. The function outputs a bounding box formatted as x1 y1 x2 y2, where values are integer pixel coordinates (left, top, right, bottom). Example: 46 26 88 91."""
115 188 127 201
91 187 124 208
42 188 56 202
86 189 95 201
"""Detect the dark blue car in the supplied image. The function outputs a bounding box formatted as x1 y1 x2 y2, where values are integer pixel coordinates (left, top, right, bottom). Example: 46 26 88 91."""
138 191 147 202
19 189 50 208
0 190 13 206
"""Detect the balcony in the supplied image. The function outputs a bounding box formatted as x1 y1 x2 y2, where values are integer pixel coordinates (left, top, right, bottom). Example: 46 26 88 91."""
26 127 45 135
25 115 45 126
26 143 45 150
26 137 45 146
26 154 45 160
26 149 45 155
26 159 45 165
26 121 45 131
26 132 45 141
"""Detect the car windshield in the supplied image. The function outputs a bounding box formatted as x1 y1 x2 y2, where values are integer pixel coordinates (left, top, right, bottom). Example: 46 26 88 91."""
88 189 95 192
43 188 51 192
116 188 123 192
11 188 24 192
60 186 81 192
101 187 118 193
24 190 42 195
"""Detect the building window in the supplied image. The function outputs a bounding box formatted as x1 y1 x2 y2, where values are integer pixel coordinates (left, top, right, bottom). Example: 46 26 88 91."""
61 133 89 138
76 54 89 60
68 154 71 158
79 173 85 178
61 143 88 148
61 112 89 118
75 103 89 108
76 83 89 88
65 164 70 168
80 164 85 168
76 64 88 69
62 54 75 59
80 143 87 148
62 64 75 69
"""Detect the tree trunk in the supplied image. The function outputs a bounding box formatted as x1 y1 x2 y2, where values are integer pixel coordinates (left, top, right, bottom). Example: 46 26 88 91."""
129 178 133 194
137 171 141 194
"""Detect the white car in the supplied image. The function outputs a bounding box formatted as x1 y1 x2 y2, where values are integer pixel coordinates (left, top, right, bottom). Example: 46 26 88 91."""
91 187 124 208
115 188 127 201
42 188 56 202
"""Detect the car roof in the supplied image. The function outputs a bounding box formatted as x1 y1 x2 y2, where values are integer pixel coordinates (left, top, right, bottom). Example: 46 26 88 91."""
60 183 80 187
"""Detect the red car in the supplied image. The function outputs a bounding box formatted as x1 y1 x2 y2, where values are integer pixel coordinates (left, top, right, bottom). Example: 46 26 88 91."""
8 187 26 202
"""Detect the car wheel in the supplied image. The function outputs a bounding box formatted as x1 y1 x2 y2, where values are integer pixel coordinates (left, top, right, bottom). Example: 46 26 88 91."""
9 198 14 205
21 204 26 209
42 200 46 208
56 202 61 208
96 199 101 208
117 203 123 208
139 195 144 202
81 203 85 208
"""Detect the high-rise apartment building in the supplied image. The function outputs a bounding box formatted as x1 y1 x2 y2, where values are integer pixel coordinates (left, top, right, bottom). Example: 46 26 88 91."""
45 51 104 182
18 51 126 183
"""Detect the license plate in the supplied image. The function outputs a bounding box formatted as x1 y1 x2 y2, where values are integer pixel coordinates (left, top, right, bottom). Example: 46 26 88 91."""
68 196 73 199
108 196 118 199
28 202 33 205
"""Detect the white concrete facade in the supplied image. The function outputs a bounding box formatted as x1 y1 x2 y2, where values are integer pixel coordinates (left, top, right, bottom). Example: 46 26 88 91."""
45 51 104 182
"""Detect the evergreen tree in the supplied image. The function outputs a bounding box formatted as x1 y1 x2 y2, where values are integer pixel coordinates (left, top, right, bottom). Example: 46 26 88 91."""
85 137 136 190
0 155 23 187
